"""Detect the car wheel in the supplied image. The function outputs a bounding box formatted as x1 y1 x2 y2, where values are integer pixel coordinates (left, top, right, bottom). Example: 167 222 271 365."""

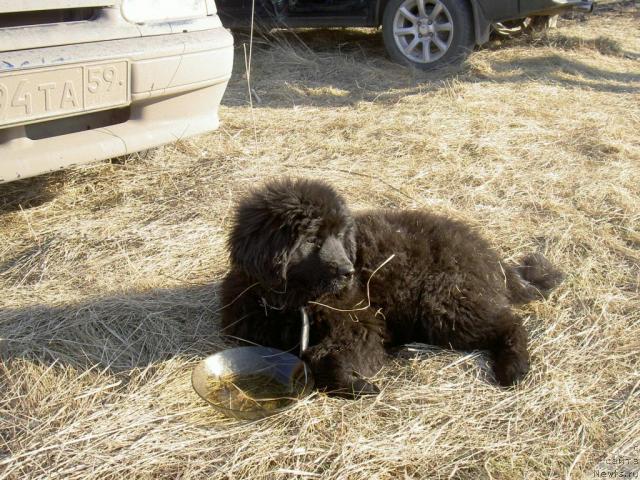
382 0 474 69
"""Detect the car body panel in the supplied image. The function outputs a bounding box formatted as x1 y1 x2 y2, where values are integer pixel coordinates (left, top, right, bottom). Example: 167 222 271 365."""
476 0 519 21
518 0 594 17
221 0 594 44
0 1 233 183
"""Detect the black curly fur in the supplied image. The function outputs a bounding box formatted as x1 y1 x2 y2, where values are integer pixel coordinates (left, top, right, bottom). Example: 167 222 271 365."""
220 178 564 396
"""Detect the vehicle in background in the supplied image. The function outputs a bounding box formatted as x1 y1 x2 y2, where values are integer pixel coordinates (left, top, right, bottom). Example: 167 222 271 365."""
0 0 233 183
219 0 594 69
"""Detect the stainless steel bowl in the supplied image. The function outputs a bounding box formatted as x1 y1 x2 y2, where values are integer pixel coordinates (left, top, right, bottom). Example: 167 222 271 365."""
192 346 314 420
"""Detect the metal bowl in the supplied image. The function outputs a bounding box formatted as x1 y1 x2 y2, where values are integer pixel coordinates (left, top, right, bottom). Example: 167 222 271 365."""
192 346 314 420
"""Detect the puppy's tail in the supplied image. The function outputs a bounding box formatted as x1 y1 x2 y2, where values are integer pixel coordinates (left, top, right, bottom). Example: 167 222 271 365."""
507 253 564 305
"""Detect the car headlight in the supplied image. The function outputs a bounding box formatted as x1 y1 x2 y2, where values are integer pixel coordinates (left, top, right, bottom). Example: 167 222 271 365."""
121 0 210 24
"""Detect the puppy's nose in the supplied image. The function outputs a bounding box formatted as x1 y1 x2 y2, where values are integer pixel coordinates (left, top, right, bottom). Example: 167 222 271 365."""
337 264 355 277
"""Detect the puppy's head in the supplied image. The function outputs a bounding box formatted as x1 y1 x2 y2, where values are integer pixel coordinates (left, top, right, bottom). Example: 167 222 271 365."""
228 178 356 300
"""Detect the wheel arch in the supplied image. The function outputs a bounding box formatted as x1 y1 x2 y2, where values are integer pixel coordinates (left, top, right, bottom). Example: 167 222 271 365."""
374 0 491 45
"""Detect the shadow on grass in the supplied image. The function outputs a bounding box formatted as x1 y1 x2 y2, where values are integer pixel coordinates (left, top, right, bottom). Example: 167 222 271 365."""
0 172 67 214
0 282 501 388
0 155 142 215
222 27 639 109
484 53 639 94
0 283 226 373
222 29 464 108
523 32 640 60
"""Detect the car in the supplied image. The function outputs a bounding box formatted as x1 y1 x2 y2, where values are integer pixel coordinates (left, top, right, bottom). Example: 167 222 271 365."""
0 0 234 183
219 0 594 69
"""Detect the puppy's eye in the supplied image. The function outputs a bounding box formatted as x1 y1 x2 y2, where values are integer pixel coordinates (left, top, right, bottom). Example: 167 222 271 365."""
300 239 318 253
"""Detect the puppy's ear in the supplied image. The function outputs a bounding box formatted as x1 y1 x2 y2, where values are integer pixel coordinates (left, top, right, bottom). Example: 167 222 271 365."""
228 221 293 285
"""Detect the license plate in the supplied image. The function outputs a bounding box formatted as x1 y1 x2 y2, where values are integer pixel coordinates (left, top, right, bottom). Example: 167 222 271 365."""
0 60 130 128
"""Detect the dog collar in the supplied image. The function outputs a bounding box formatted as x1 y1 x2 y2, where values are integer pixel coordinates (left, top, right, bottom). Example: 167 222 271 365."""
300 307 309 355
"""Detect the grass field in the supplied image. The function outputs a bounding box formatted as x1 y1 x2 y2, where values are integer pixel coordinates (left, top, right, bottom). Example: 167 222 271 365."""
1 2 639 478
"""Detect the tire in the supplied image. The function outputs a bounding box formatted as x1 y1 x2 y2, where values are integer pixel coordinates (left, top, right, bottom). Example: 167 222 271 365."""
382 0 474 70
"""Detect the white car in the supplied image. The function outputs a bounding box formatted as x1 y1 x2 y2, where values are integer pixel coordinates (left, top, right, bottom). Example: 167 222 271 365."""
0 0 234 183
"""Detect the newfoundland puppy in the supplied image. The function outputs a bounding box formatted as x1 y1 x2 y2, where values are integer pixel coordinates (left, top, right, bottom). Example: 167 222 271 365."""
220 178 563 396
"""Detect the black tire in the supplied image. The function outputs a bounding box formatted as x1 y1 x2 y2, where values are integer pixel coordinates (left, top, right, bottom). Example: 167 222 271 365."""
382 0 474 70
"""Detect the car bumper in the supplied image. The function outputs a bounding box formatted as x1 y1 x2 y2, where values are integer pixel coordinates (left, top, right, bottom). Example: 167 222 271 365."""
521 0 596 17
0 27 233 183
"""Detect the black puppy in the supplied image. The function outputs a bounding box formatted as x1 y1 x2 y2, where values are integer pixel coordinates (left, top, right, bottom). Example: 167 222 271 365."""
220 178 563 396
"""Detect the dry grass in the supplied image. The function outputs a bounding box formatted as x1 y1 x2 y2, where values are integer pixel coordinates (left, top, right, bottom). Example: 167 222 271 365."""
1 2 639 479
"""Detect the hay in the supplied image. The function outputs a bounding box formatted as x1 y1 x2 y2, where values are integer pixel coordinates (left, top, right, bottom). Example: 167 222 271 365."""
1 2 639 478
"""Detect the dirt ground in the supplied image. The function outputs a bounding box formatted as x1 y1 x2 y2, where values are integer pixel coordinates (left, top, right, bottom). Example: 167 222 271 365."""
1 2 639 479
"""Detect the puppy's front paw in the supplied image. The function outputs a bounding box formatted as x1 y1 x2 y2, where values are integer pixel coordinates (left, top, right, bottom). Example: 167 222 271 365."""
303 345 382 398
493 354 530 387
